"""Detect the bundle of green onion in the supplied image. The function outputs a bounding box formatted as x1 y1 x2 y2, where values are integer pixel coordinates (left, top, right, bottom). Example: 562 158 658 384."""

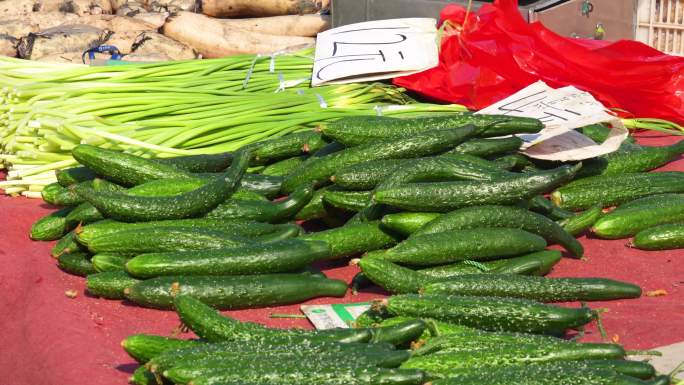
0 51 467 197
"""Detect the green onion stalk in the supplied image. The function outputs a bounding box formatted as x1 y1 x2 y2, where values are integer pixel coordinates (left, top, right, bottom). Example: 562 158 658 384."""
0 52 467 197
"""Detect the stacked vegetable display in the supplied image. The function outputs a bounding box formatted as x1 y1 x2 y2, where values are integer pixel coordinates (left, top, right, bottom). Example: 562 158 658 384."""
25 113 684 384
120 296 673 385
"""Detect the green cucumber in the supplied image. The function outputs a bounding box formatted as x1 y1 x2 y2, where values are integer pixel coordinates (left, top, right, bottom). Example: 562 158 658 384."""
282 126 480 193
575 360 657 380
230 189 266 201
413 328 568 356
558 206 603 236
64 181 126 227
332 159 410 190
613 193 684 212
86 270 141 299
332 154 512 191
492 153 534 171
86 227 250 254
124 274 348 309
147 342 397 378
172 295 372 343
593 198 684 239
131 173 282 200
56 166 99 186
57 251 96 277
62 152 277 197
578 141 684 177
261 156 306 176
319 114 542 146
75 218 290 247
91 253 130 272
41 182 86 206
429 363 648 385
323 190 373 212
380 294 596 334
650 375 675 385
130 366 157 385
447 136 523 157
375 228 547 266
125 239 328 278
423 274 641 302
412 205 583 258
358 252 562 294
294 186 334 220
526 195 575 220
156 152 233 173
71 144 190 186
30 206 74 241
148 339 394 373
370 319 427 347
375 164 580 212
238 173 283 199
379 154 514 184
311 141 346 157
206 184 314 222
380 213 441 236
632 223 684 250
59 153 233 187
121 334 201 363
51 231 83 257
551 172 684 210
64 203 104 227
251 131 326 164
189 367 425 385
358 257 434 294
404 342 625 373
418 250 562 278
74 150 250 222
578 123 619 144
422 358 655 380
300 221 399 260
162 350 413 384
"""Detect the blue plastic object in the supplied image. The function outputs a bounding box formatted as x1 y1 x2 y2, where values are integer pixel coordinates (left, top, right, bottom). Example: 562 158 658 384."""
82 45 122 64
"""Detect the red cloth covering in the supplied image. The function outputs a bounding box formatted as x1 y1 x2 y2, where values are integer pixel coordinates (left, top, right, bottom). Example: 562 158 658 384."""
394 0 684 124
1 133 684 385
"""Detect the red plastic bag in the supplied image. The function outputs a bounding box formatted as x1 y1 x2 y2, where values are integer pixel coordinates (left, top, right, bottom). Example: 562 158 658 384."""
394 0 684 123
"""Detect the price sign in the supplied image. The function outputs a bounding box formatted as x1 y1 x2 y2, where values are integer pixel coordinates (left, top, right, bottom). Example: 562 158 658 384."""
477 81 628 161
312 18 439 86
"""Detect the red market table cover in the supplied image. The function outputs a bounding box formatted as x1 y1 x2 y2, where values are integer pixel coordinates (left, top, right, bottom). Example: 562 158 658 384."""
1 132 684 385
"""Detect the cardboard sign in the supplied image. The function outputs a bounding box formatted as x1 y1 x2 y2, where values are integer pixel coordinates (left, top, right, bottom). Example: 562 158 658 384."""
477 81 628 161
312 18 439 86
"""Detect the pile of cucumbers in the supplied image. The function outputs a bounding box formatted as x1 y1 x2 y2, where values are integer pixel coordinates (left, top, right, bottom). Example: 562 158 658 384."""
26 112 684 384
121 296 672 385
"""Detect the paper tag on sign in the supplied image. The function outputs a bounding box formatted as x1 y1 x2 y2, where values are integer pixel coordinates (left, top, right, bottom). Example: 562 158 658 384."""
311 18 439 86
477 81 628 161
300 303 370 330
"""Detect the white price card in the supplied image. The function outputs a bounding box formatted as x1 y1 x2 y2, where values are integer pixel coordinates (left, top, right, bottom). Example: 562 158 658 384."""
300 302 371 330
311 18 439 86
477 81 628 161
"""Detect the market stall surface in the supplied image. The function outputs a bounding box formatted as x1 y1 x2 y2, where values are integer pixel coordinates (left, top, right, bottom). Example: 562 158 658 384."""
1 132 683 385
